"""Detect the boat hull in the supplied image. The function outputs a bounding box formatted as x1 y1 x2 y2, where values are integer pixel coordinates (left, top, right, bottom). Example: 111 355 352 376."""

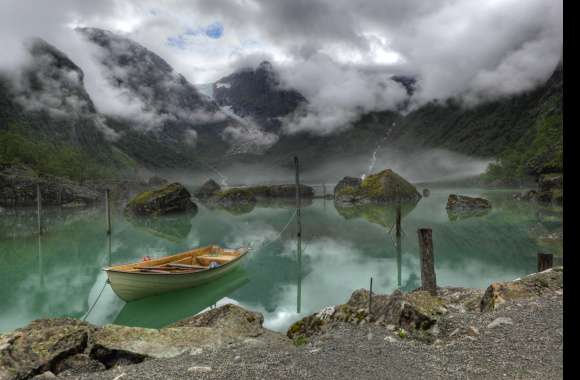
106 254 247 302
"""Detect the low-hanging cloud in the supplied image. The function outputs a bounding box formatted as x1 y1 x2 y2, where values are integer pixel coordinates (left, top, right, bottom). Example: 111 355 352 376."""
0 0 562 137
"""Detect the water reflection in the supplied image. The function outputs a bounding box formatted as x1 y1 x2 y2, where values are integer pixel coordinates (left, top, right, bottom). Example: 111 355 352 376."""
114 268 249 328
0 189 563 333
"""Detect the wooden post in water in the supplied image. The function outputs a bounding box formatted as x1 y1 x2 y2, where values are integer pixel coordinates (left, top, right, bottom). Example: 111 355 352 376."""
294 156 302 313
417 228 437 295
36 184 42 235
395 203 402 239
537 253 553 272
105 189 112 235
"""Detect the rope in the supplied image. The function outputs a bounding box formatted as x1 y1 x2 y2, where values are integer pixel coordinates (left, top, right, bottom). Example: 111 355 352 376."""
82 280 109 321
249 209 297 252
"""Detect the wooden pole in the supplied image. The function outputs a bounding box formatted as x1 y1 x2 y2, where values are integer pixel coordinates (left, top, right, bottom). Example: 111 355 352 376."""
417 228 437 295
105 189 111 235
36 184 42 235
369 277 373 314
537 253 553 272
294 156 302 313
396 234 402 289
396 204 401 239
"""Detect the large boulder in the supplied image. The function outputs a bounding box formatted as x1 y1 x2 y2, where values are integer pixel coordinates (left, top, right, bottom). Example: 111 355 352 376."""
0 318 96 380
287 288 447 342
0 164 100 207
125 183 197 217
446 194 491 211
170 304 264 336
480 267 563 312
0 305 290 380
195 179 221 199
334 169 421 204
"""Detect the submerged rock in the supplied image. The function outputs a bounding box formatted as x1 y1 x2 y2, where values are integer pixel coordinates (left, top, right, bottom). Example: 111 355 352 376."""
446 194 491 211
195 179 222 199
334 169 421 205
125 183 197 217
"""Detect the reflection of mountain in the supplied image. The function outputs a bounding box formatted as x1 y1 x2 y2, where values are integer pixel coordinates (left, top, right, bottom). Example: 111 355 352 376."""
125 213 194 242
114 268 248 329
334 201 418 229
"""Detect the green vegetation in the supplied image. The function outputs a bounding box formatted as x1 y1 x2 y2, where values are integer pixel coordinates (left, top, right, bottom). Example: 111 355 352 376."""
482 110 562 185
0 126 117 181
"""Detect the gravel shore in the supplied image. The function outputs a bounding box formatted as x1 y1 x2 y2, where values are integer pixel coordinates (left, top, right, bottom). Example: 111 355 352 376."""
74 291 563 380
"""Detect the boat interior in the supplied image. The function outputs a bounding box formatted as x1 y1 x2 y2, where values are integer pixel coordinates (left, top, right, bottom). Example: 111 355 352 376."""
106 245 246 274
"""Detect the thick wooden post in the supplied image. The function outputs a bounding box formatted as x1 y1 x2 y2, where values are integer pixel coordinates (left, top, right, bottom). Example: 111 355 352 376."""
418 228 437 295
36 184 42 235
294 156 302 313
396 204 402 239
537 253 553 272
105 189 111 235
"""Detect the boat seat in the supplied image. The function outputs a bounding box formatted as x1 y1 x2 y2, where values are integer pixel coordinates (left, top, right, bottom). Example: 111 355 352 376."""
196 255 236 266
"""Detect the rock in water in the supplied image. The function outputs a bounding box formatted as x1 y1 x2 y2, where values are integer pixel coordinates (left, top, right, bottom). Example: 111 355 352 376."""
446 194 491 211
334 169 421 204
125 183 197 216
195 179 222 199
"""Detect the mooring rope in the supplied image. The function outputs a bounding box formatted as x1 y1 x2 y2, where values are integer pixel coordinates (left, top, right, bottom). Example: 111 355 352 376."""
82 279 109 321
248 209 298 252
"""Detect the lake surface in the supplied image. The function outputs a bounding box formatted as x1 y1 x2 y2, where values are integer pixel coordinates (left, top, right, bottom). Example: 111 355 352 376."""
0 188 563 333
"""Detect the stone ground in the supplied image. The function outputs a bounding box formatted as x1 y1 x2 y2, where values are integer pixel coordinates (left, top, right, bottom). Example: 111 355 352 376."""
66 292 563 380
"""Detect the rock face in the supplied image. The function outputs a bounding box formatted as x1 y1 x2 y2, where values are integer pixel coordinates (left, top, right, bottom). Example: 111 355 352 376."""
0 164 100 207
287 288 449 343
334 169 421 204
0 305 289 380
446 194 491 211
194 179 222 199
213 61 306 130
537 173 563 205
125 183 197 216
480 267 563 312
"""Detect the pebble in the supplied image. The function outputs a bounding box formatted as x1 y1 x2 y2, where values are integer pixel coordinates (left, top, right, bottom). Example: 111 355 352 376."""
385 324 396 331
450 328 461 337
487 317 513 329
188 366 212 373
467 326 479 336
384 336 397 343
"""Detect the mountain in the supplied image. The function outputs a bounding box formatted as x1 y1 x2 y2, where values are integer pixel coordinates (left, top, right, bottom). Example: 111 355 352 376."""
77 27 235 169
0 29 562 185
0 38 133 180
213 61 306 130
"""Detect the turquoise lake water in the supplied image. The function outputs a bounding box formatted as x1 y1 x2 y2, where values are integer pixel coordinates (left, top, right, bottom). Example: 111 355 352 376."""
0 189 562 333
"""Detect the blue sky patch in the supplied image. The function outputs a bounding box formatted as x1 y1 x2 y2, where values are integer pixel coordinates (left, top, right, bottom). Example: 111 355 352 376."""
167 22 224 49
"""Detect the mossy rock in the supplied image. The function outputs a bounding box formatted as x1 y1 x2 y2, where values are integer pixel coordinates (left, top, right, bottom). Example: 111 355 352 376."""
125 183 196 217
334 169 421 204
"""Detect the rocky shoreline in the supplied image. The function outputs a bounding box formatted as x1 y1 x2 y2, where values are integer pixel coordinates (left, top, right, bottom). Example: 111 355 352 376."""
0 268 563 380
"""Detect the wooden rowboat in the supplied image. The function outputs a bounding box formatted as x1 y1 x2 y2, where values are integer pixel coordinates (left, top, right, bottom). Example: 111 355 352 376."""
104 245 249 302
